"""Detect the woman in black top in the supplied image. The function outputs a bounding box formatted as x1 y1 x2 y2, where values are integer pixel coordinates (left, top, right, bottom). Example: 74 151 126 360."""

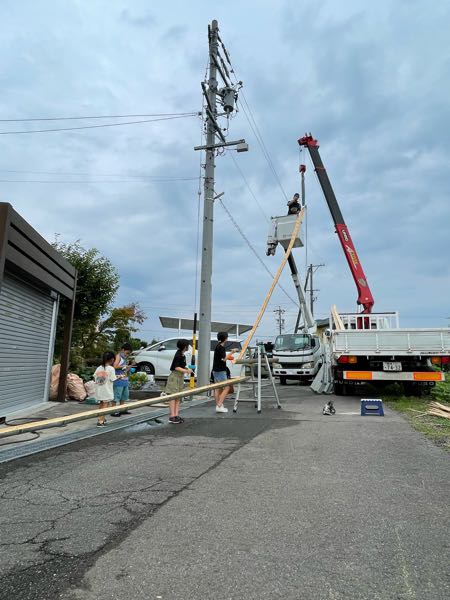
164 339 193 424
212 331 238 413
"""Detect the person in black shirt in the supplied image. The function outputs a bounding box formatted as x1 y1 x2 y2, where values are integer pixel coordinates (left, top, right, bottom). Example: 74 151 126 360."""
212 332 237 414
164 339 193 424
287 193 301 215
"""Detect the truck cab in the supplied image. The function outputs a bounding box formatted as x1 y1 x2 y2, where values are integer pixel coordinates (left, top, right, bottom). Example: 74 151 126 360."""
272 333 322 385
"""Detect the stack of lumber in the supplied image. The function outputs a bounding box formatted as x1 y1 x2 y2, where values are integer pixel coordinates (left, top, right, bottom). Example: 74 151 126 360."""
427 401 450 419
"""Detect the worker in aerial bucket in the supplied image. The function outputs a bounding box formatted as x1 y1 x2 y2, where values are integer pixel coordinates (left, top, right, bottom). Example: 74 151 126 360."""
287 192 301 215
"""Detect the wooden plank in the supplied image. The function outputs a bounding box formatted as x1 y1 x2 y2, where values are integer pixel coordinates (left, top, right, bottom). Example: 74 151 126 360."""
429 401 450 413
331 305 344 330
238 209 305 360
0 376 248 438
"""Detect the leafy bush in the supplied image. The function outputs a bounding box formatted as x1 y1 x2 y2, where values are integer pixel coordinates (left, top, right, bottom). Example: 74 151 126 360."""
128 372 148 390
72 366 96 382
432 379 450 403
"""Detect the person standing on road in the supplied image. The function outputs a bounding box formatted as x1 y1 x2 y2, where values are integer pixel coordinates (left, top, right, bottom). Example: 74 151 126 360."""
112 342 133 417
93 351 117 427
165 339 193 424
212 332 234 413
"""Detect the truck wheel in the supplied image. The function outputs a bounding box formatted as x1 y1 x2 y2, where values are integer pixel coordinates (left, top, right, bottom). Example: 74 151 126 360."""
279 376 287 385
334 382 344 395
403 382 421 397
137 362 155 376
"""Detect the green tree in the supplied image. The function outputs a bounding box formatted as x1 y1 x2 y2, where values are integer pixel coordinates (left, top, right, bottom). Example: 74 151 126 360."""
129 338 148 351
53 240 120 358
52 241 148 369
88 303 146 353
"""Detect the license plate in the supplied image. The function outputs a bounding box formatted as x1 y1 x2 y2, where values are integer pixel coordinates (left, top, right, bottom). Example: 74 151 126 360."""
383 362 402 372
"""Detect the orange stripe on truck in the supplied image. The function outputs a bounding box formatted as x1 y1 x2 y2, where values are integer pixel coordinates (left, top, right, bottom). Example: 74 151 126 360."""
344 371 373 380
413 372 443 381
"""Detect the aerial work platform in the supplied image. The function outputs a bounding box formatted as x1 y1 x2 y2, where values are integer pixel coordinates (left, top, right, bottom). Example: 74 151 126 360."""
266 214 304 256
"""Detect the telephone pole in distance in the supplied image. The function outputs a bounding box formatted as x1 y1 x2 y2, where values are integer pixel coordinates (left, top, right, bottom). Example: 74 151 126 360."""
304 263 325 317
273 306 286 335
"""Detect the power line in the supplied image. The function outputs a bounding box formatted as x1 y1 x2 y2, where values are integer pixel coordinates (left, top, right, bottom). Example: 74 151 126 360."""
139 302 300 308
139 304 303 311
140 307 301 313
218 196 298 307
0 113 200 135
0 111 200 122
0 178 197 184
0 169 197 178
213 40 289 205
237 93 289 202
228 152 269 222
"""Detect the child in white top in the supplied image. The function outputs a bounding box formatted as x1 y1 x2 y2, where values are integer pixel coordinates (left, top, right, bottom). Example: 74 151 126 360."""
93 351 117 427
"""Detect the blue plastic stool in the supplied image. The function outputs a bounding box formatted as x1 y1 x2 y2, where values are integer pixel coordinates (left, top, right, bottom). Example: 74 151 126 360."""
360 398 384 416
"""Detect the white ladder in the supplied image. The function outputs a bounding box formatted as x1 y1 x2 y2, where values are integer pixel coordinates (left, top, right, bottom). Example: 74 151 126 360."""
233 344 281 413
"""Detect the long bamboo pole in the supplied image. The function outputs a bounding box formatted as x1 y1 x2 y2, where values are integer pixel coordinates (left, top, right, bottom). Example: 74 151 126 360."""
0 376 247 439
238 209 305 360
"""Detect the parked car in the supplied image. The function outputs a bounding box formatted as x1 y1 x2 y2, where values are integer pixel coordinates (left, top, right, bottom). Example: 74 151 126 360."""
133 337 242 379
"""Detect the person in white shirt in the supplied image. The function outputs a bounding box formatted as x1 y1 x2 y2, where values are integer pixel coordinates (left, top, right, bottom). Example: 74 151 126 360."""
93 351 117 427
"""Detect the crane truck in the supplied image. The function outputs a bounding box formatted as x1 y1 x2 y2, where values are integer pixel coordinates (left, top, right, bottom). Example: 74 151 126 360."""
297 134 449 395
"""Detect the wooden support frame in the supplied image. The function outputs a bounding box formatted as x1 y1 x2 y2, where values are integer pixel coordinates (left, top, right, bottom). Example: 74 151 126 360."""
0 376 248 439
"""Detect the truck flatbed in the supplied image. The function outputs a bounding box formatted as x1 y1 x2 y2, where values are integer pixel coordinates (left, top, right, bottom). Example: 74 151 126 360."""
332 328 450 356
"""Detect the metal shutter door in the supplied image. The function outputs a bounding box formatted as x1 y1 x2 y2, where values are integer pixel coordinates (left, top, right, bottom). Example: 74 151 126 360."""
0 274 56 415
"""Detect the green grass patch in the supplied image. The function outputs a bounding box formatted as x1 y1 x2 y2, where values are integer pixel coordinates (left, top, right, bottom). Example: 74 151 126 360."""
382 379 450 451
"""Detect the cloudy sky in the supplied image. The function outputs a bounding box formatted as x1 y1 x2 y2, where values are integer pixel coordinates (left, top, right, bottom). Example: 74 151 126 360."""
1 0 449 343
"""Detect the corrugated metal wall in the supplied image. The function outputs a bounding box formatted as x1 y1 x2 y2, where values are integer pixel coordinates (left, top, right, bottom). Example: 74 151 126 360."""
0 274 56 415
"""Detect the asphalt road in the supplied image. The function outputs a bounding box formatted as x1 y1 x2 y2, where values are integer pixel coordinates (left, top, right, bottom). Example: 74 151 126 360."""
0 385 449 600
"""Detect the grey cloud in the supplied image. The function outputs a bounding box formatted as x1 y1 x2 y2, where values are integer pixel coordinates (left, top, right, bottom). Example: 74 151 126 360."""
0 0 448 341
120 8 156 28
160 25 188 43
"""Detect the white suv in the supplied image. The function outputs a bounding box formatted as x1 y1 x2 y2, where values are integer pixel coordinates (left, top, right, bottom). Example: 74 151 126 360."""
133 337 242 379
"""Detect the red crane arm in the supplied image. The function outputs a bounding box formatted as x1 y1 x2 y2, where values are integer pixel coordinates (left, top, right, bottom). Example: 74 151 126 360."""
298 134 374 313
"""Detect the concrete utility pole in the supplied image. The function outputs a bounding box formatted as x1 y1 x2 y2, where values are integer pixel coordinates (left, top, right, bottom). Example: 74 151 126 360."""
197 20 219 387
274 306 286 335
304 263 325 317
195 20 248 387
